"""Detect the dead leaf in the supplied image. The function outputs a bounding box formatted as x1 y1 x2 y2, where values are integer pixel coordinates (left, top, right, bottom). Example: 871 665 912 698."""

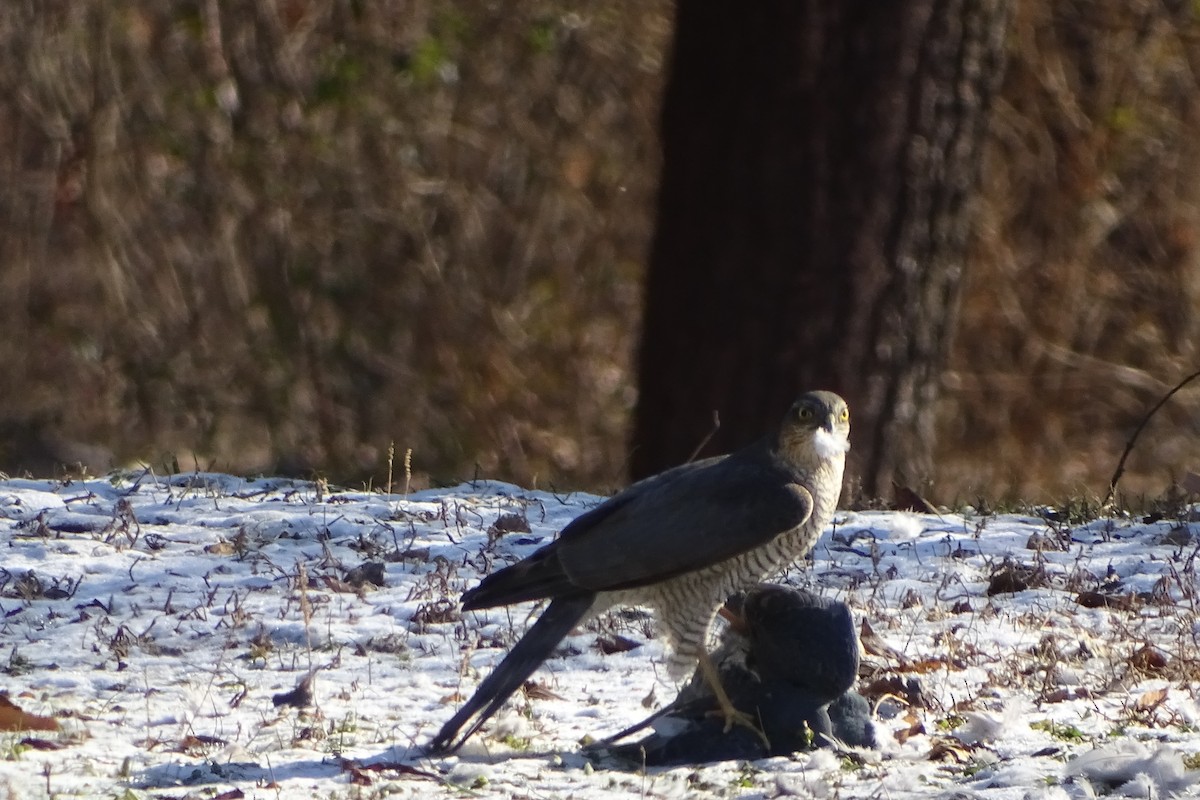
906 657 955 674
893 717 925 745
272 673 315 708
180 733 228 755
861 675 926 709
1135 687 1168 712
213 789 246 800
18 737 65 750
410 599 458 628
318 575 354 593
338 758 439 781
346 765 373 786
1129 645 1169 674
0 695 59 732
522 681 564 702
860 619 910 668
928 736 972 762
987 565 1032 595
394 547 430 562
594 634 641 655
343 562 386 588
1076 591 1134 611
487 513 531 541
1025 533 1063 552
1040 688 1071 704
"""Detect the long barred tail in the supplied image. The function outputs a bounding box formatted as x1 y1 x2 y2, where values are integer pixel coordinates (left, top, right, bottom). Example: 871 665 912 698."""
427 593 595 754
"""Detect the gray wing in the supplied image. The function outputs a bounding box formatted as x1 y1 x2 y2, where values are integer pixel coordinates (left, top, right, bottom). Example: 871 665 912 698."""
555 454 814 592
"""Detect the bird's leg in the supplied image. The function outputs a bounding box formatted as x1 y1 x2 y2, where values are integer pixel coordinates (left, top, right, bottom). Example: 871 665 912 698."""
695 648 771 749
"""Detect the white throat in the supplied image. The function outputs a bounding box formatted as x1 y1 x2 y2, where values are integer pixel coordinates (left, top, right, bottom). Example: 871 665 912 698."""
813 428 850 460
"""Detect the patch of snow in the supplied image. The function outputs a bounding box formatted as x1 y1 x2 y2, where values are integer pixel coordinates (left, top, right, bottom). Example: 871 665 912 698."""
0 472 1196 799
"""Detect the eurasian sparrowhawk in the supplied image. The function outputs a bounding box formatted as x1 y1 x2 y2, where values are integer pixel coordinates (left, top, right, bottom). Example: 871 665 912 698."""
428 391 850 754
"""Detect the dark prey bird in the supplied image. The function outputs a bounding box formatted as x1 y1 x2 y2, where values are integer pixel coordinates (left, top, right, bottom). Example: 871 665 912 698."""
428 391 850 754
594 584 875 766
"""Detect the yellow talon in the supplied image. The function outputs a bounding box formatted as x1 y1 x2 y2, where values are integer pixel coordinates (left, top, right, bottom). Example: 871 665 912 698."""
696 649 771 749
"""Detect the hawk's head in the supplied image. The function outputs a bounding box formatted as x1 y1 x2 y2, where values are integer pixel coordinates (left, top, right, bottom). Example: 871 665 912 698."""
779 391 850 463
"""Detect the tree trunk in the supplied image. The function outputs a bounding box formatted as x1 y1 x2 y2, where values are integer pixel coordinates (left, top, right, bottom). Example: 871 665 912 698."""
632 0 1011 499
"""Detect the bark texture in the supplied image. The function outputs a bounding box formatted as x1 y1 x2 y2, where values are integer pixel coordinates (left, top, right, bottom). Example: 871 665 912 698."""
632 0 1012 497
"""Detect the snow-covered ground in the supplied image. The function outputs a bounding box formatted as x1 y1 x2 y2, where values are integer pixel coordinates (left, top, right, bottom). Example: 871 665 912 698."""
0 471 1197 799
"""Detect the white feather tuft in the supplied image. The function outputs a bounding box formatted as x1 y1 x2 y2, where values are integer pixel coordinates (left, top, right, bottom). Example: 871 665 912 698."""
813 428 851 459
1065 740 1199 797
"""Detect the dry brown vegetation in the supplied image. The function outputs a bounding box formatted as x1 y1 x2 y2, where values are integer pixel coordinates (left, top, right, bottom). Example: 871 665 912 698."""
945 0 1200 501
0 0 1197 502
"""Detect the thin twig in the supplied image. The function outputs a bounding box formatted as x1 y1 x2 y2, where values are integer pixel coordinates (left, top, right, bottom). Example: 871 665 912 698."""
686 410 721 463
1105 367 1200 506
386 441 395 495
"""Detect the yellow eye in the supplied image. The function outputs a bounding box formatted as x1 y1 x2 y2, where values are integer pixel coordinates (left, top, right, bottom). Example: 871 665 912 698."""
797 407 814 420
840 409 849 421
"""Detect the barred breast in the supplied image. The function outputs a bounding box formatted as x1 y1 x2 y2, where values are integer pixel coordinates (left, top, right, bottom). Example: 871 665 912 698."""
610 459 844 680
